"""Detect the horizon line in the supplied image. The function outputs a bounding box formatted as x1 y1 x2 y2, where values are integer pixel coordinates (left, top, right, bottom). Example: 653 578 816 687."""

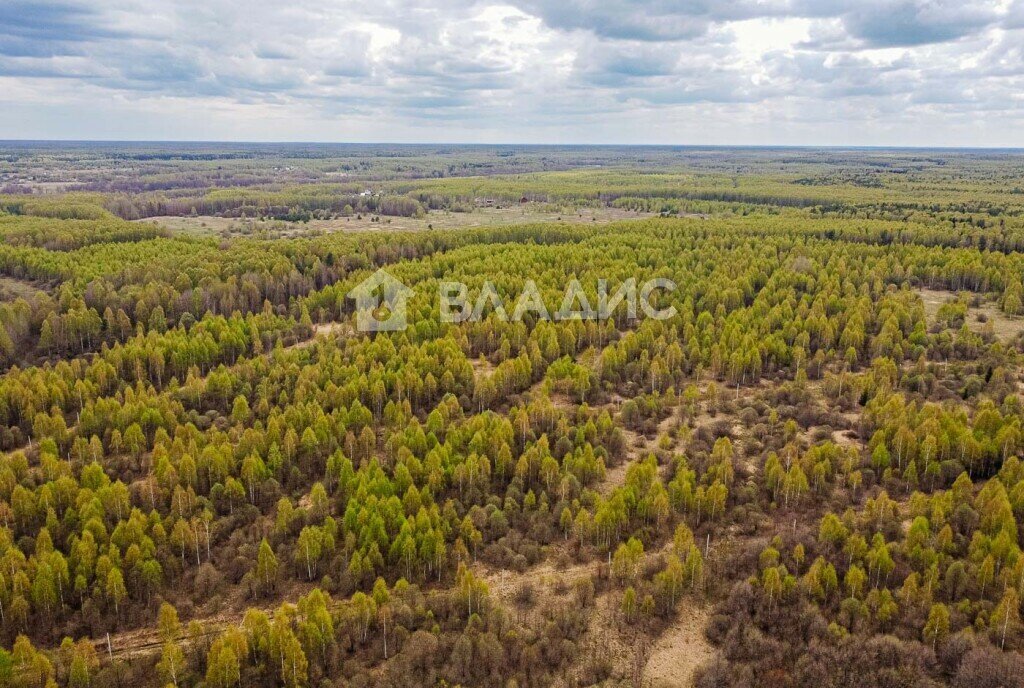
2 139 1024 153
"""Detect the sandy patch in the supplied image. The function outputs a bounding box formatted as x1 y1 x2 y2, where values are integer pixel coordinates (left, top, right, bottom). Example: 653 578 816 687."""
643 605 714 688
919 288 1024 342
288 321 350 349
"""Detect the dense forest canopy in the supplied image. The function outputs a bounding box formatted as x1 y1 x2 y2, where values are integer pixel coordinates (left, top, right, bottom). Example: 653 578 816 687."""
1 144 1024 688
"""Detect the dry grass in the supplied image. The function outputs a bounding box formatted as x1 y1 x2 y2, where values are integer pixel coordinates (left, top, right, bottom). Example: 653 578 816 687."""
469 356 497 379
0 275 46 301
643 605 714 688
478 550 713 688
287 321 350 349
919 288 1024 342
136 205 651 238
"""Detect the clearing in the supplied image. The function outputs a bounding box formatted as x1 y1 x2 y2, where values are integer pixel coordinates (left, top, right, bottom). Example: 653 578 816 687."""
479 545 713 688
0 275 47 301
287 321 351 349
643 605 714 688
135 205 651 238
919 288 1024 342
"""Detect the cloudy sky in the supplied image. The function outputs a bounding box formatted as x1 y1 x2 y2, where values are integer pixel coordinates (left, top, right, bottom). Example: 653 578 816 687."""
1 0 1023 145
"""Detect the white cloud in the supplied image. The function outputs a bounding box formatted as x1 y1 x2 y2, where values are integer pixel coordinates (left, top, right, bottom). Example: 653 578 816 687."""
0 0 1022 144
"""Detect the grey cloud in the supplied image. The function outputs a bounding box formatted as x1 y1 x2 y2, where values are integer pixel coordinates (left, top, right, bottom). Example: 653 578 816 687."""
511 0 1013 49
508 1 710 41
842 0 999 47
0 0 123 58
253 47 296 61
506 0 849 41
1006 1 1024 28
585 51 681 80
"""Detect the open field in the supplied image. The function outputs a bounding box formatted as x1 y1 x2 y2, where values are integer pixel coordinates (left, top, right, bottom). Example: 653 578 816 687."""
134 204 654 238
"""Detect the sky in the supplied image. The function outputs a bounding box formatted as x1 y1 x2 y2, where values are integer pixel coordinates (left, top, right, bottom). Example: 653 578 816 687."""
1 0 1023 146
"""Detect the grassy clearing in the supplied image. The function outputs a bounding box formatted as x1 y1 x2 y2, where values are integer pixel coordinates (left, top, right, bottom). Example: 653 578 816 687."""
135 204 653 238
919 288 1024 341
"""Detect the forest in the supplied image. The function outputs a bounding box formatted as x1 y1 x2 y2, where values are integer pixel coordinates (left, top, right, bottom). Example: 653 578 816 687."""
1 143 1024 687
